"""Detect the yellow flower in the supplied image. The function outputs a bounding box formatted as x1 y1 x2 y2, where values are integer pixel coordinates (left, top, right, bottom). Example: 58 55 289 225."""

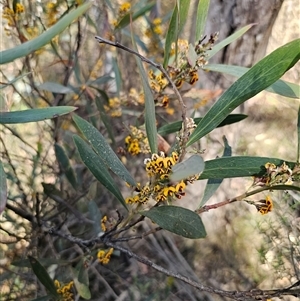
256 195 273 215
119 2 131 13
15 3 25 14
101 216 107 232
54 280 74 301
98 248 114 264
153 26 162 35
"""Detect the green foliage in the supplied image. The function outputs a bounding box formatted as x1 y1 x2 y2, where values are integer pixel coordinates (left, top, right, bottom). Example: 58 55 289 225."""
0 3 91 64
141 206 206 239
1 0 299 300
187 39 300 146
73 135 127 209
28 257 59 298
0 107 77 124
0 161 7 214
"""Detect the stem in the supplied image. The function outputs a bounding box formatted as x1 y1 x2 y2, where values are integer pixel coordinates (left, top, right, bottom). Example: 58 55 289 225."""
95 36 188 160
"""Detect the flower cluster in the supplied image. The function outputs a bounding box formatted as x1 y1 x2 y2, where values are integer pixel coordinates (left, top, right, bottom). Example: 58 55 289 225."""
2 4 24 36
126 151 196 204
145 18 164 55
97 248 114 264
167 34 218 89
54 280 74 301
125 126 151 155
104 97 122 117
127 88 145 106
254 161 294 186
148 71 174 114
255 196 273 215
112 2 131 27
46 2 59 26
101 215 107 232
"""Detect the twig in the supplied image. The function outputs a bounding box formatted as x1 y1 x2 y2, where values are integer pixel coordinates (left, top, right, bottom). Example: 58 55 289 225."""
103 241 300 300
47 226 300 300
111 226 161 242
196 186 278 214
95 36 188 161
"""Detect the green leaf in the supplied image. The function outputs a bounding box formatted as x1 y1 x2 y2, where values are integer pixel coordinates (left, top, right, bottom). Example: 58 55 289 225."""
77 261 89 287
95 93 116 145
204 63 300 99
198 136 231 208
131 34 157 153
141 206 206 239
0 160 7 214
112 57 122 96
0 106 77 124
74 278 91 300
0 3 91 64
199 156 296 180
188 39 300 146
170 155 205 182
298 106 300 162
163 0 191 68
0 72 31 89
54 143 77 189
87 75 113 87
187 44 198 67
73 135 127 209
158 114 247 136
73 265 91 300
38 82 75 94
72 114 135 186
114 1 155 30
207 24 256 59
195 0 210 41
88 200 102 235
28 256 59 298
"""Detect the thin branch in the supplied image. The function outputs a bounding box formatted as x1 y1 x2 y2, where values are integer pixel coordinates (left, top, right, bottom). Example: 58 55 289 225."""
196 186 278 214
47 226 300 300
95 36 188 160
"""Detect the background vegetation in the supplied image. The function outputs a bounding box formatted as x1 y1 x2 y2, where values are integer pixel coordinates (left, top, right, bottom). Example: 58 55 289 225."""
0 1 299 300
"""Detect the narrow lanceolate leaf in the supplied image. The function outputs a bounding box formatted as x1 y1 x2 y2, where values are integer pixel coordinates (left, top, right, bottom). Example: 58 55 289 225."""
73 278 91 300
195 0 210 41
207 24 256 59
54 143 77 189
38 82 75 94
141 206 206 239
188 39 300 146
112 57 122 96
0 106 77 124
298 106 300 162
0 2 91 64
198 136 232 208
163 0 191 68
73 135 127 210
171 155 205 182
73 265 91 300
198 156 296 180
0 161 7 215
131 35 157 153
28 256 59 298
204 64 300 99
73 115 136 186
158 114 247 136
88 200 102 235
0 72 31 89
